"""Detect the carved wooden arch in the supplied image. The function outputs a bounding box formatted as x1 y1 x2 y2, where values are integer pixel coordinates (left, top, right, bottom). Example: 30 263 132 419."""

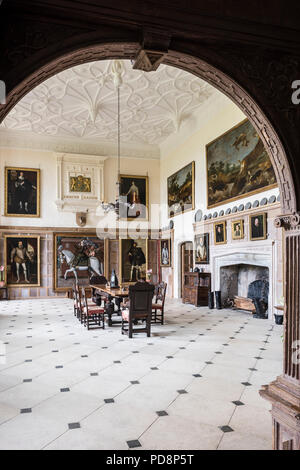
0 41 296 214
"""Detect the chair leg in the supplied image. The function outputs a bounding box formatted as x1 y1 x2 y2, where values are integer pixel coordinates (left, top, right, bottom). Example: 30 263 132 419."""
161 308 164 325
129 322 133 339
147 320 151 337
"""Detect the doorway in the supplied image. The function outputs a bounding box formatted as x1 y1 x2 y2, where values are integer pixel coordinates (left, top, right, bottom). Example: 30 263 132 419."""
180 241 193 298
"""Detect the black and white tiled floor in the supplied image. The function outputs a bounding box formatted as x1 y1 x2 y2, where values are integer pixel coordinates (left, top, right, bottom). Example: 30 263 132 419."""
0 298 283 450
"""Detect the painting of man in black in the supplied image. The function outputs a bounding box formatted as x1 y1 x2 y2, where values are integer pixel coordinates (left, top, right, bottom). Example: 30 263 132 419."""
250 214 266 240
128 240 146 281
6 168 39 216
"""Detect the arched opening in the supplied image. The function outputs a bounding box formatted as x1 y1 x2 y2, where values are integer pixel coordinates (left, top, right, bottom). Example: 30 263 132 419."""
0 40 298 451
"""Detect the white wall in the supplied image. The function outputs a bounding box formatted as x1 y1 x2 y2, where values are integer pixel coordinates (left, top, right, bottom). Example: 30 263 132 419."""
159 93 279 298
0 147 160 228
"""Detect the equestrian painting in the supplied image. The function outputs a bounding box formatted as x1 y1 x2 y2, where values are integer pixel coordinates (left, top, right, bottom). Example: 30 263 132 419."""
54 234 104 291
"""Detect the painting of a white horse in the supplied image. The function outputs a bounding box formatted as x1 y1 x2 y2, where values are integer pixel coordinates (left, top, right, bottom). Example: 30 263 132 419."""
54 234 105 291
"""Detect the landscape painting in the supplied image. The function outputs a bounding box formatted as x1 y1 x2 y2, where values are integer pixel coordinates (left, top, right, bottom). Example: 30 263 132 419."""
54 234 105 291
206 120 277 208
168 162 195 217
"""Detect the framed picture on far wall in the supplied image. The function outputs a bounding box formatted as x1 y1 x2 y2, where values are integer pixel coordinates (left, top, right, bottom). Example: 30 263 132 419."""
214 221 227 245
5 167 40 217
120 238 147 284
53 234 105 291
206 119 277 208
195 233 209 264
119 175 149 221
160 239 171 267
249 213 267 241
167 162 195 218
231 219 244 240
4 235 40 287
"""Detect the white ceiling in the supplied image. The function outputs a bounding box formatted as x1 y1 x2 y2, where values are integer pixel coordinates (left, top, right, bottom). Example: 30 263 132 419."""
1 60 218 147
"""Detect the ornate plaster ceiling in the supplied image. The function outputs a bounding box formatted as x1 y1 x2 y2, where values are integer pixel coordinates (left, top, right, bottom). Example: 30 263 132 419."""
1 60 217 146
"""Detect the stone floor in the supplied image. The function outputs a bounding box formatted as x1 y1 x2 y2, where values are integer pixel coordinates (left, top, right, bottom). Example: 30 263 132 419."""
0 298 283 450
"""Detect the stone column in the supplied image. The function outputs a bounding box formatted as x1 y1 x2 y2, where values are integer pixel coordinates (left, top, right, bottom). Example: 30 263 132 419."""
260 213 300 450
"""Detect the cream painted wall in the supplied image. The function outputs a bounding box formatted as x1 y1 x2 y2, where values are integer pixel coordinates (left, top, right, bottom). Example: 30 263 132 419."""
0 147 160 228
159 93 280 298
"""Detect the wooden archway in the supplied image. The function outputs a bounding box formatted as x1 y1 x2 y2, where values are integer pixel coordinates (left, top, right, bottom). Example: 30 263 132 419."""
0 36 299 450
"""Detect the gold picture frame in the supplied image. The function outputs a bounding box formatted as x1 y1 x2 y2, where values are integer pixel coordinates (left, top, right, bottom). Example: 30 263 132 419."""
160 239 171 267
167 161 195 218
5 167 40 217
53 233 105 292
231 219 244 240
206 119 277 209
119 238 148 285
214 221 227 245
249 213 267 241
119 174 149 221
4 235 40 287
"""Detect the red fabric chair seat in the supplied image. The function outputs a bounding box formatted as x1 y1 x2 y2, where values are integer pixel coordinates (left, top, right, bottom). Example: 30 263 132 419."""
152 303 163 310
122 309 129 321
83 305 105 315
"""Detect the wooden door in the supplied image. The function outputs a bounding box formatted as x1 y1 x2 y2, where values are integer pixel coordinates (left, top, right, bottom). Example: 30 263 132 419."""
181 241 193 297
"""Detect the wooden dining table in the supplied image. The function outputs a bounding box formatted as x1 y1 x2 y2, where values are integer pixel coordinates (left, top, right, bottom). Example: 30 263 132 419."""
90 284 129 326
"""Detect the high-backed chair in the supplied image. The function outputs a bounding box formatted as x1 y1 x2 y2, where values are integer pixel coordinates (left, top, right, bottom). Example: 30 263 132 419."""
73 281 80 319
152 282 167 325
81 287 105 330
121 282 155 338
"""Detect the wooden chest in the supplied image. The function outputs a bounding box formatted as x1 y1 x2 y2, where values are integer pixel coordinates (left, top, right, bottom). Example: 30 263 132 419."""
182 272 211 307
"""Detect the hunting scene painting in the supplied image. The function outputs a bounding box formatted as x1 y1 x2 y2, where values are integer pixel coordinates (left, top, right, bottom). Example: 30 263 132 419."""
206 120 277 208
167 162 195 217
54 234 104 291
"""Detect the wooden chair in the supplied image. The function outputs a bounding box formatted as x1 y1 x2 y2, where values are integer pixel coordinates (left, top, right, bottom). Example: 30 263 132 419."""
152 282 167 325
72 281 81 319
81 287 105 330
121 282 155 338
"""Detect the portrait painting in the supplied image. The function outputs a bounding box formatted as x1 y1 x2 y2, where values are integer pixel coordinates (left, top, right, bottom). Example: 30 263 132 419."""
4 235 40 287
231 219 244 240
54 234 105 291
119 175 148 220
195 233 209 264
167 162 195 217
5 167 40 217
160 239 171 267
249 213 267 241
206 120 277 208
69 174 91 193
214 221 227 245
120 238 147 284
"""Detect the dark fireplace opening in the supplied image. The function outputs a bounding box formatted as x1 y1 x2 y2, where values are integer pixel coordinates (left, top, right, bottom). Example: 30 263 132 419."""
220 264 269 316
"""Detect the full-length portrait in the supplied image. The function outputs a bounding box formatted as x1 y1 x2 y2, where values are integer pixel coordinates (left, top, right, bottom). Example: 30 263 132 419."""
120 238 147 284
4 235 40 287
160 239 171 267
5 167 40 217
